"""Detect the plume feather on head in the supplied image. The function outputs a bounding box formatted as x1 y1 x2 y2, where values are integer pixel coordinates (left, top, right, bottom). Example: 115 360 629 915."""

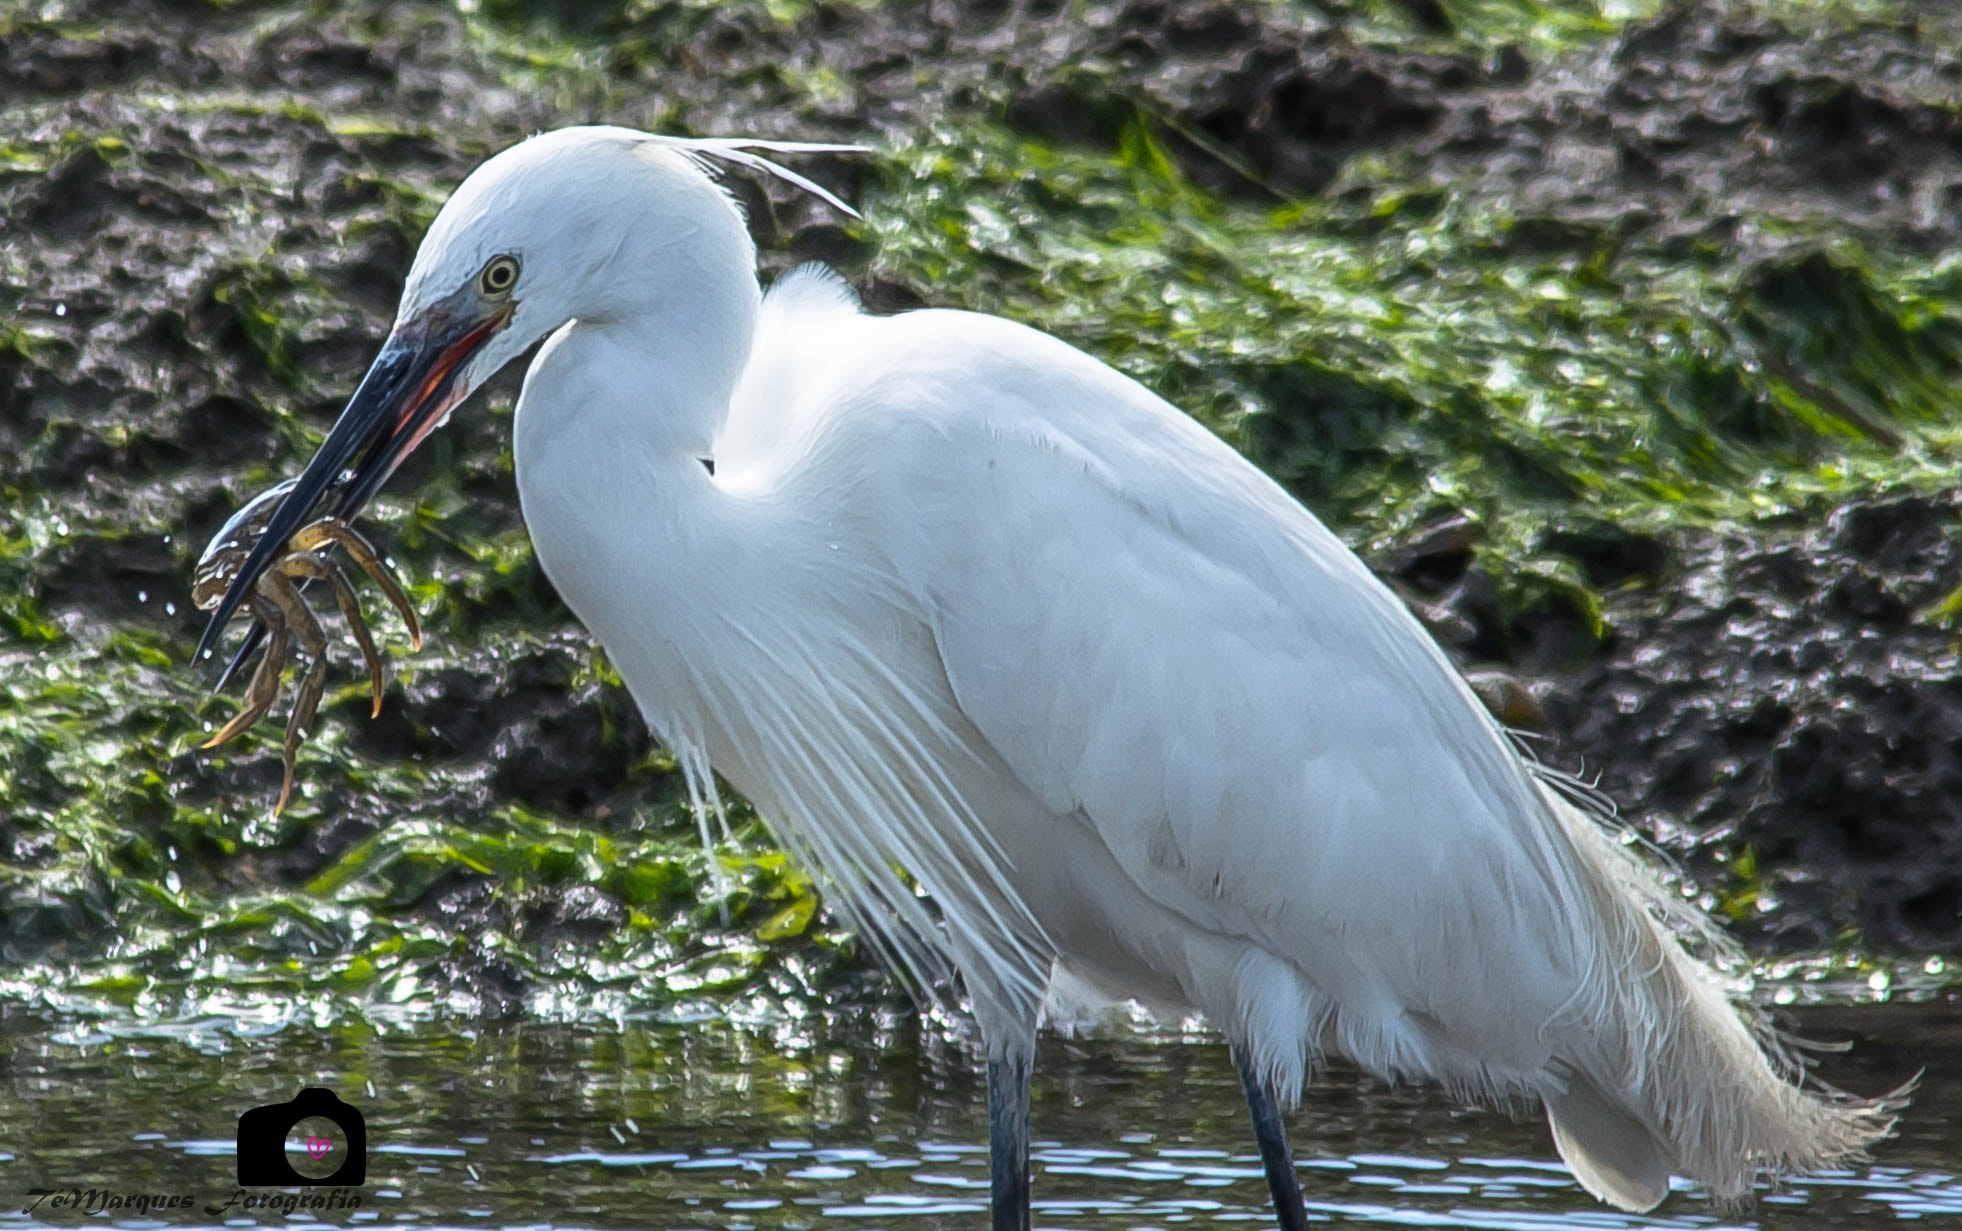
654 136 870 219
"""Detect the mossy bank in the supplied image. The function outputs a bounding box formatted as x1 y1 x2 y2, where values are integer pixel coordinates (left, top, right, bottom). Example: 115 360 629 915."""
3 0 1960 1024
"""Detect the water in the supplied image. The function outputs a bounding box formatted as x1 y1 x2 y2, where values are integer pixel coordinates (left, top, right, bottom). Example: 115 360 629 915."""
2 1001 1956 1230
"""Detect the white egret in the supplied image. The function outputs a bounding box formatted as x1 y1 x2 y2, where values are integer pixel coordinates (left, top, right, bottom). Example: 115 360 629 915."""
197 126 1898 1228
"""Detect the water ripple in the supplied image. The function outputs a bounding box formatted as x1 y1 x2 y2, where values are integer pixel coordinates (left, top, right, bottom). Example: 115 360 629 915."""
2 1005 1954 1229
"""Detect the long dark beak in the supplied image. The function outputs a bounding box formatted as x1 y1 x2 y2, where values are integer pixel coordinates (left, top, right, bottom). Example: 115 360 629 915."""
194 296 510 684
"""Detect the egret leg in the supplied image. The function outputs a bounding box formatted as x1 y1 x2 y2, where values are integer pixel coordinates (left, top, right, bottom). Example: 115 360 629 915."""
987 1048 1032 1231
965 944 1045 1231
1233 1047 1310 1231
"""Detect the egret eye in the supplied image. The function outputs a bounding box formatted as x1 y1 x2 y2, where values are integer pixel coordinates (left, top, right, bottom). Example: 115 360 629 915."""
478 255 520 296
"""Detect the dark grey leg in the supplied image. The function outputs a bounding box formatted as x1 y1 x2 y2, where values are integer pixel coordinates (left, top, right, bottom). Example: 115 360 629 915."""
988 1050 1032 1231
1234 1046 1310 1231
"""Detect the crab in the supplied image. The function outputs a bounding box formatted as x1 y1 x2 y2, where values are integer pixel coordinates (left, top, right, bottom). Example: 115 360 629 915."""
192 478 422 813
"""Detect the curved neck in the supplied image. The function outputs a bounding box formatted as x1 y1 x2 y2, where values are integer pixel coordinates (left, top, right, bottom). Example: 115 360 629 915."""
511 268 765 760
519 262 761 466
510 143 765 463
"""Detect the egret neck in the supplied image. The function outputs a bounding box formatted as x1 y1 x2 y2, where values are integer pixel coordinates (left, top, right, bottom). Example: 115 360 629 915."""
512 256 763 770
516 205 763 467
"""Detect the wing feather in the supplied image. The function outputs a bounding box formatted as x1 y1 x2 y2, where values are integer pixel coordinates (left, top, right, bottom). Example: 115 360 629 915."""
864 309 1605 1082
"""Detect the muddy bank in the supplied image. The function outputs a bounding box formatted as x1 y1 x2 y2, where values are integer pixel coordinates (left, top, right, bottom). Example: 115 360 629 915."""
1394 491 1962 953
1562 497 1962 952
2 0 1959 1017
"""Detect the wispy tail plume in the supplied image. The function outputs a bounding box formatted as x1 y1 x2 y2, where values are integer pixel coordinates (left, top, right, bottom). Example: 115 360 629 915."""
1539 794 1909 1211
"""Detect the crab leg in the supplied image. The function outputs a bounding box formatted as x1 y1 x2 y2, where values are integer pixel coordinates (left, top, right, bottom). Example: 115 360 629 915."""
276 554 389 717
193 493 428 812
258 570 332 816
279 654 329 816
287 518 423 650
203 595 292 749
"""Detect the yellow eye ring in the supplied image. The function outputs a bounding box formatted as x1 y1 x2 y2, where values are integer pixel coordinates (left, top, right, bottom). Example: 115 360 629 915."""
479 255 520 296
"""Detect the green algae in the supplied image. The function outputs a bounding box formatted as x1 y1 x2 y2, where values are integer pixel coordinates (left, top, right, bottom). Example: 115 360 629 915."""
1310 0 1940 51
3 0 1961 1028
865 117 1962 649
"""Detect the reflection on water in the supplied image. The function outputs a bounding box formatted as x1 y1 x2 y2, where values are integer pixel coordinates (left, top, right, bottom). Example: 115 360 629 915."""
0 1001 1955 1229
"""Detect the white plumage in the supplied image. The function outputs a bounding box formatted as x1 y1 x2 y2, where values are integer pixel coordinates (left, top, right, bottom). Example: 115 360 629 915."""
253 126 1899 1220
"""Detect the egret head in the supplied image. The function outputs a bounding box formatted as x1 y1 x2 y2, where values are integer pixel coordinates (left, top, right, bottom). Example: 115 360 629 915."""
390 126 771 408
194 125 858 668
